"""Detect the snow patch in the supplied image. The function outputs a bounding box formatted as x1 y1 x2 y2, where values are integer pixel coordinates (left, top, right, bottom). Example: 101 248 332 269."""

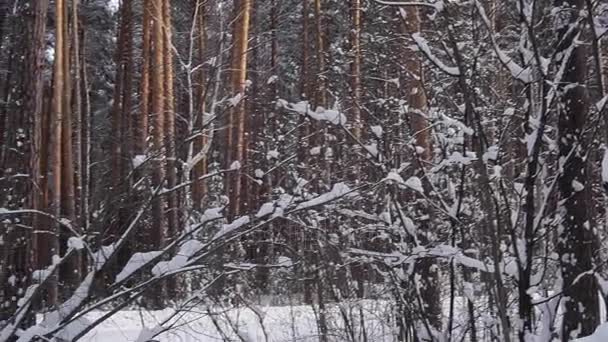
230 160 241 170
267 149 279 160
256 202 275 218
602 149 608 186
383 171 405 184
412 33 460 76
67 237 85 250
132 154 146 168
228 93 244 107
280 100 347 125
266 75 278 84
212 216 251 240
115 251 163 283
296 183 352 211
364 143 378 157
405 176 424 193
573 323 608 342
371 125 383 138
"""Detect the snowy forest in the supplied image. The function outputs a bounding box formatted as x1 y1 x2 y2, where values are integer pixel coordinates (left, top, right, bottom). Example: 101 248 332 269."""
2 0 608 341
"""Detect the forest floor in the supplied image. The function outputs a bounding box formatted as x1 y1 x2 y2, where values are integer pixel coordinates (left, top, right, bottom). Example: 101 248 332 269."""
65 300 397 342
50 298 608 341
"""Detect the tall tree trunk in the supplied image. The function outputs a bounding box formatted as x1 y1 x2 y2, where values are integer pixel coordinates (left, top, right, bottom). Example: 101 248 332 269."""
556 0 599 339
72 0 83 230
350 0 362 141
399 6 443 334
80 29 90 234
313 0 326 109
301 0 310 99
137 0 152 155
226 0 252 219
298 0 311 172
163 0 179 299
0 0 49 319
28 0 50 255
107 0 136 278
109 0 127 238
120 0 134 185
59 0 80 296
192 0 207 211
38 0 66 307
148 0 166 308
163 0 178 245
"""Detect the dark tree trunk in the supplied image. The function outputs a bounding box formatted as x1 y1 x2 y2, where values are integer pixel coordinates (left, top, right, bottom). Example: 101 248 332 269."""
555 0 599 339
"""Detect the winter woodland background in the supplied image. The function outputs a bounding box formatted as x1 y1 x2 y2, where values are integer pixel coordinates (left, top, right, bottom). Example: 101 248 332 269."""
2 0 608 341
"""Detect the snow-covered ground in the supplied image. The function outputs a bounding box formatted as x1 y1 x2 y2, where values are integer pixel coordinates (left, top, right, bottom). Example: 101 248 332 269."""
37 295 608 341
75 301 395 342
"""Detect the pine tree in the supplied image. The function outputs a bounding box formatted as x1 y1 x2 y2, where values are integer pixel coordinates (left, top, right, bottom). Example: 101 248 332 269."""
226 0 252 219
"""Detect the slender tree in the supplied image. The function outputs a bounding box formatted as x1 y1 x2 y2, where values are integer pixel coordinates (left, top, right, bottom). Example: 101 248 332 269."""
226 0 252 218
150 0 166 238
350 0 362 140
37 0 67 306
192 0 208 211
556 0 599 338
400 5 442 333
163 0 178 242
59 0 81 295
137 0 152 155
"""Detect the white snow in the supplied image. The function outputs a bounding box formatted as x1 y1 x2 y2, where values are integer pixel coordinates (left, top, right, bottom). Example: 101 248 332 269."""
31 269 51 283
267 75 278 84
402 215 417 238
228 93 244 107
67 301 394 342
267 149 280 160
404 176 424 193
474 0 533 83
230 160 241 170
212 216 251 240
371 125 383 138
256 202 275 218
446 151 475 165
494 46 533 83
67 237 85 250
597 95 608 112
572 180 584 192
132 154 146 168
152 240 206 277
201 207 223 221
93 244 116 270
602 149 608 185
254 169 265 178
115 251 163 283
482 145 499 163
573 323 608 342
383 171 405 184
295 183 352 211
280 100 347 125
439 113 474 135
45 47 55 63
364 143 379 157
107 0 120 14
526 130 538 157
311 108 347 125
309 146 321 155
411 33 460 76
277 256 293 267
